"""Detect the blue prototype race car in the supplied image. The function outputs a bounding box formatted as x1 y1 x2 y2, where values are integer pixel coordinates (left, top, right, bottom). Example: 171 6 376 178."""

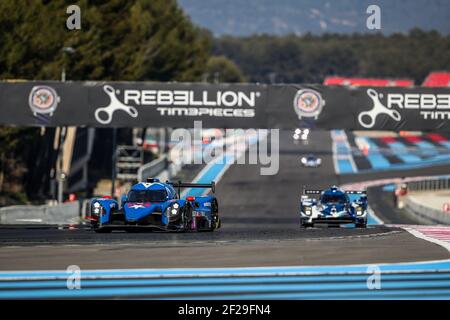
299 186 368 228
88 178 221 233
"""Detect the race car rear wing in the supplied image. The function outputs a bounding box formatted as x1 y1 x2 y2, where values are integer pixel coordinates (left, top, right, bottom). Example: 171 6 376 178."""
303 189 322 195
345 191 367 195
167 180 216 197
302 189 367 195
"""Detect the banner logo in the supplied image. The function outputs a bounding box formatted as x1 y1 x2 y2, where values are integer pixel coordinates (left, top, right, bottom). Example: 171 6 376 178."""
28 86 60 117
293 89 325 120
95 85 138 124
358 89 401 128
94 86 259 122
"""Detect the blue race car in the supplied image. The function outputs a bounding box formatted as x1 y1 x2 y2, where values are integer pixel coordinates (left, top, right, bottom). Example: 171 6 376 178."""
88 178 221 233
299 186 368 228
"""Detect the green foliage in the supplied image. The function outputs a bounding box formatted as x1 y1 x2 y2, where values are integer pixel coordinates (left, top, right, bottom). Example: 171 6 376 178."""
0 0 212 204
204 55 246 83
0 127 38 156
0 0 211 81
213 30 450 83
0 127 40 204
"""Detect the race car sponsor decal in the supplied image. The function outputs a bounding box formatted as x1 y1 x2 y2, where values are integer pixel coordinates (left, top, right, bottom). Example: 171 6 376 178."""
127 203 151 209
140 182 154 188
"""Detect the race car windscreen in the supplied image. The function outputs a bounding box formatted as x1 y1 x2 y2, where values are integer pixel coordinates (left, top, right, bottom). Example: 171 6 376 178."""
128 190 167 202
321 194 348 204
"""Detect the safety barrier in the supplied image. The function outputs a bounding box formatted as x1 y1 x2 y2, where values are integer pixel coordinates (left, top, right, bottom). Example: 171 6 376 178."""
403 176 450 225
405 197 450 225
2 261 450 299
0 202 80 225
407 177 450 192
136 131 242 183
404 197 450 225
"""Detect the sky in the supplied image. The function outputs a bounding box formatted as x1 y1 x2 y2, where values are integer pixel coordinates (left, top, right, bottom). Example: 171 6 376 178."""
178 0 450 36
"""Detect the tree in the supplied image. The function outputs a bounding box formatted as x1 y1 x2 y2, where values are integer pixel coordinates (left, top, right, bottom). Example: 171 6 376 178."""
0 0 211 81
0 0 213 204
204 56 246 83
212 31 450 84
0 127 39 205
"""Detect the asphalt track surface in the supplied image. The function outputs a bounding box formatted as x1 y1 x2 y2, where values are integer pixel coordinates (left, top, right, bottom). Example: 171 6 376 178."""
0 130 449 270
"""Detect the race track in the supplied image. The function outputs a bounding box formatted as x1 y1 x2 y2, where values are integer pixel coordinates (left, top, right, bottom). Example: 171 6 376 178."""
1 130 449 270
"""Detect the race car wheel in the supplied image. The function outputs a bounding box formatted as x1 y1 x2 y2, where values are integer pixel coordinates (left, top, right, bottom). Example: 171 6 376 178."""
205 216 221 232
210 199 220 231
216 216 221 229
180 206 192 231
355 222 367 228
94 227 112 233
300 222 313 228
212 198 219 214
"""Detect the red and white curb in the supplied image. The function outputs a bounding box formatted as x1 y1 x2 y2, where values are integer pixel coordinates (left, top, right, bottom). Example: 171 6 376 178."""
341 174 450 191
391 225 450 252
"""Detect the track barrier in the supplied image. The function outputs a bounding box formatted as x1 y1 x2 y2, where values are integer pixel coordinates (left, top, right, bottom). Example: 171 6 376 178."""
404 176 450 225
2 261 450 299
0 202 80 225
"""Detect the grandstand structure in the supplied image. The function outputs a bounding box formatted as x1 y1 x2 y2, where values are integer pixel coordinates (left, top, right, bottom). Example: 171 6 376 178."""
422 72 450 87
324 72 450 88
323 76 414 87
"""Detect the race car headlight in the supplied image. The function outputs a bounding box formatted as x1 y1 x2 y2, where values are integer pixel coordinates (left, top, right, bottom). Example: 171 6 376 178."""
304 207 312 216
173 203 180 209
167 205 179 216
301 158 307 164
356 207 363 216
92 202 102 215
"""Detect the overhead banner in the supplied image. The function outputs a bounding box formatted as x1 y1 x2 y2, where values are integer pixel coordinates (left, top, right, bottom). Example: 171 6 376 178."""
267 85 450 131
0 81 449 131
